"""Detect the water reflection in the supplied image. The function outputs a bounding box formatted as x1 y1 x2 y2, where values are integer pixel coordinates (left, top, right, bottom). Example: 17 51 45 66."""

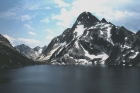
0 65 140 93
0 77 11 84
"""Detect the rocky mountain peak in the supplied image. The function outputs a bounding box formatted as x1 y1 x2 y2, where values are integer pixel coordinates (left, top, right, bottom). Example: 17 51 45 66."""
101 18 108 23
34 46 41 51
76 11 99 27
17 44 31 50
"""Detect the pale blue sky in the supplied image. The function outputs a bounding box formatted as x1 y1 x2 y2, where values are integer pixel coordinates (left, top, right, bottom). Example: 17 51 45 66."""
0 0 140 48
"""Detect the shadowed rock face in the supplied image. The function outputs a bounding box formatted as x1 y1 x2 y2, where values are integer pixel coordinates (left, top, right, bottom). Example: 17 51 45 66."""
40 11 140 66
0 35 33 68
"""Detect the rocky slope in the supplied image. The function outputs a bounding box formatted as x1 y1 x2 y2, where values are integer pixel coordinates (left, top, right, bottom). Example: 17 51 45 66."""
0 34 33 69
39 12 140 66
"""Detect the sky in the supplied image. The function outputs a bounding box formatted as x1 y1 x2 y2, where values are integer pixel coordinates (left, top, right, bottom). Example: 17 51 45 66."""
0 0 140 48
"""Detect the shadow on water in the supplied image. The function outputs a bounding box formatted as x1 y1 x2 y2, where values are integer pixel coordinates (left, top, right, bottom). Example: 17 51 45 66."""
0 77 11 84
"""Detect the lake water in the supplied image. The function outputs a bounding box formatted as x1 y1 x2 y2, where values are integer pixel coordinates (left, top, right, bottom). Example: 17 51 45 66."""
0 65 140 93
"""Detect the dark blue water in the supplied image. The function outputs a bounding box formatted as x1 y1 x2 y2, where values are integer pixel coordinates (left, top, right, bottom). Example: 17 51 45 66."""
0 65 140 93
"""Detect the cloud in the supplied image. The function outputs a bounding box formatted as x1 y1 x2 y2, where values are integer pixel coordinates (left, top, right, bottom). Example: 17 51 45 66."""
21 15 32 21
44 29 55 41
28 5 51 10
0 1 51 20
24 24 34 30
0 7 18 19
28 5 39 10
41 17 50 24
2 34 40 46
45 6 51 9
3 35 15 45
44 29 54 34
0 5 32 21
21 0 52 11
18 38 40 45
46 35 55 40
28 31 36 36
53 0 70 7
52 0 140 31
52 8 80 27
33 13 38 18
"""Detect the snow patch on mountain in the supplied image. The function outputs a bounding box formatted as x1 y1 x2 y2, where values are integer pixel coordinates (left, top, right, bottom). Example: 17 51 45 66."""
129 52 139 59
121 45 131 49
38 49 43 54
100 30 104 35
80 43 108 64
106 26 114 45
60 42 66 46
74 41 80 49
39 44 60 61
74 25 86 37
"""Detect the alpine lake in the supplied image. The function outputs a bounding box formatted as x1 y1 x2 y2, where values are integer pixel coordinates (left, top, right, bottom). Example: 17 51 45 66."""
0 65 140 93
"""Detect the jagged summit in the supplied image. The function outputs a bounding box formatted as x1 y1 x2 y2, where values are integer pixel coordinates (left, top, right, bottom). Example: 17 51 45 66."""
16 44 30 49
20 44 25 45
19 44 27 46
77 12 99 21
101 18 108 23
34 46 41 51
76 11 99 27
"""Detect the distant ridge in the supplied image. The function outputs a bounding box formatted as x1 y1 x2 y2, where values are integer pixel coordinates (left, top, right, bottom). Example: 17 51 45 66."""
15 44 47 60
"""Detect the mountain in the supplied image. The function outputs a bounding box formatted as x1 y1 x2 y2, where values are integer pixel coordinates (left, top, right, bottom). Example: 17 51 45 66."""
34 46 43 54
0 34 33 69
39 11 140 66
15 44 47 60
34 45 47 54
101 18 108 23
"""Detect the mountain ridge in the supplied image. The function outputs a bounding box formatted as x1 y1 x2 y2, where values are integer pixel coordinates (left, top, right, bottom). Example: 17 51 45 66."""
39 11 140 66
2 11 140 66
